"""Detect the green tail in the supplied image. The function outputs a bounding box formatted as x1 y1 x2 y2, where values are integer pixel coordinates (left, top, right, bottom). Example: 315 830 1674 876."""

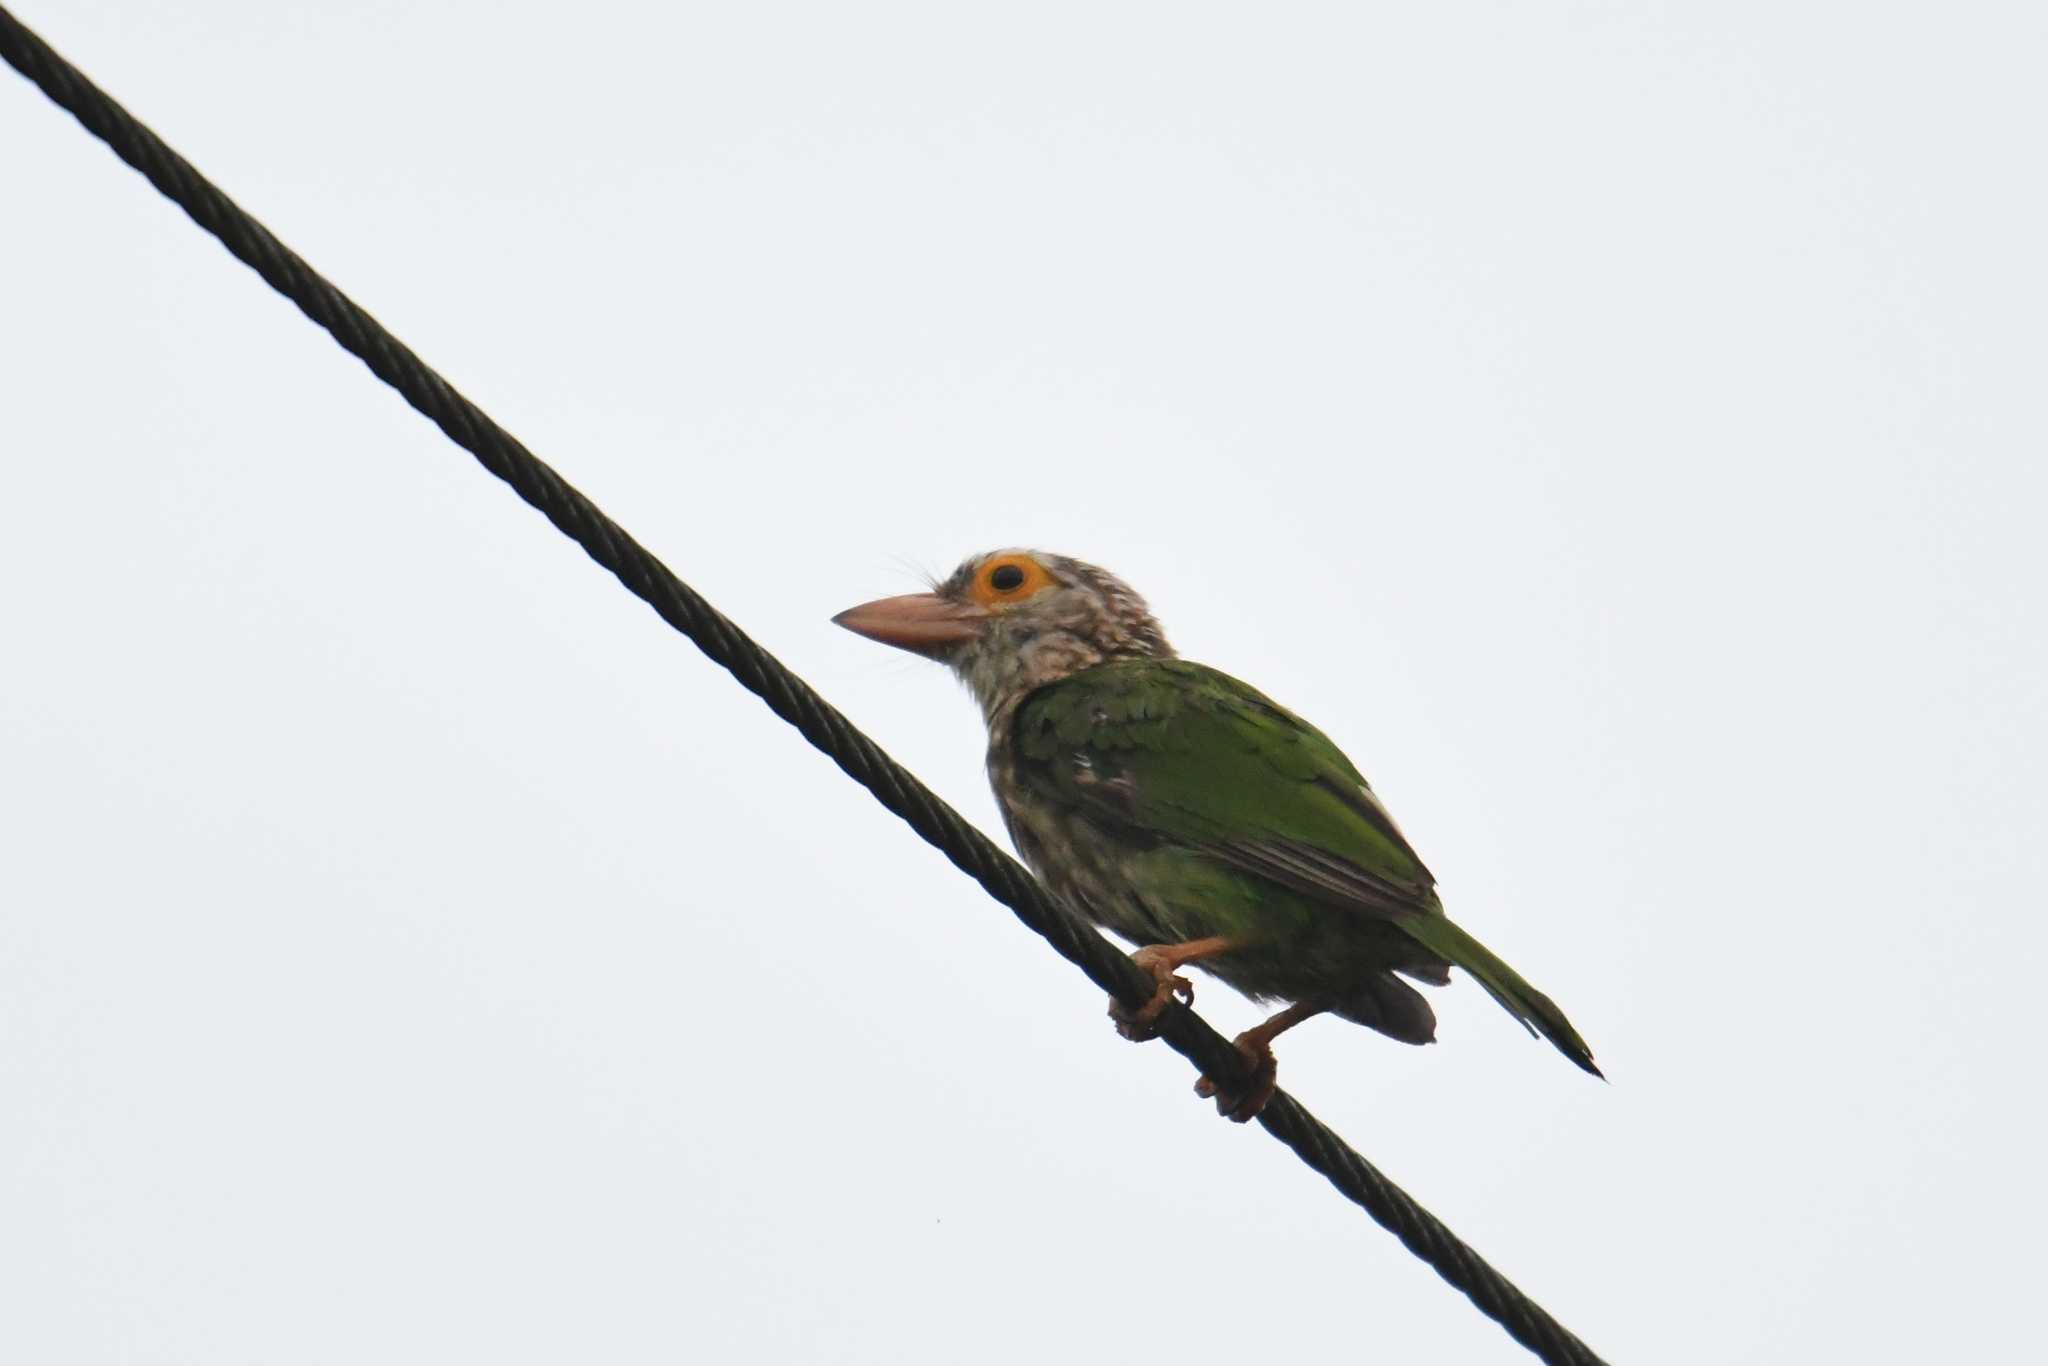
1400 916 1603 1078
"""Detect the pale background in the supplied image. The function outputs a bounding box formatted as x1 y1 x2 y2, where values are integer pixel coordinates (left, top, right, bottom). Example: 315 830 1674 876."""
4 3 2043 1362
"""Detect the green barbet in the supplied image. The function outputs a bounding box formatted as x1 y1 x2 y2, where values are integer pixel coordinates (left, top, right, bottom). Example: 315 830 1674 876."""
834 550 1599 1120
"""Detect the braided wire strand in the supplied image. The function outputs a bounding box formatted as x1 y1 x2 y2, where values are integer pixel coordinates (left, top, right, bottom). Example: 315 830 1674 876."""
1 10 1607 1363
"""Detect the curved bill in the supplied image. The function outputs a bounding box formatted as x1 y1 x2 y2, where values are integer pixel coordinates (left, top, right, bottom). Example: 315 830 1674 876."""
831 592 988 659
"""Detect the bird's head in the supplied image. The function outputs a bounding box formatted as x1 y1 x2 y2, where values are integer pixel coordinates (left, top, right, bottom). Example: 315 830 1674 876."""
833 549 1174 719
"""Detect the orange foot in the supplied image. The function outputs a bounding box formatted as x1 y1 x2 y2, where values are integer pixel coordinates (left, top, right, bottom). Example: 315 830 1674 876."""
1194 1033 1280 1123
1190 1000 1322 1122
1106 945 1196 1042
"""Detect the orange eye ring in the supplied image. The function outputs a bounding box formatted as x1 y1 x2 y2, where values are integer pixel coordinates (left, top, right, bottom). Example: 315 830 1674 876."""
967 555 1054 606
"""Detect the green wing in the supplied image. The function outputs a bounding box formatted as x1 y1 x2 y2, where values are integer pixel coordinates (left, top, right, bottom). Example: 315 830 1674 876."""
1012 659 1600 1075
1012 658 1438 916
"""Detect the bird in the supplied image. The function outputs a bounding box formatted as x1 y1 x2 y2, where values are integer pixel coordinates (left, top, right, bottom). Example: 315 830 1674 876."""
833 549 1599 1121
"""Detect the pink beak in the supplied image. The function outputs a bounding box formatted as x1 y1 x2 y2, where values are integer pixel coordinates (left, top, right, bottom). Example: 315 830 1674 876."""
832 592 989 658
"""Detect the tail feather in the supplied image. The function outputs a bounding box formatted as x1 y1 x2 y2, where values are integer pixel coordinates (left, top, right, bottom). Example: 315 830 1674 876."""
1397 916 1602 1078
1335 971 1438 1045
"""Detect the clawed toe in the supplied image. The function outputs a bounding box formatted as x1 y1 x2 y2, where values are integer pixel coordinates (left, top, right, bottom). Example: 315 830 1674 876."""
1108 968 1194 1042
1194 1035 1280 1123
1103 939 1237 1042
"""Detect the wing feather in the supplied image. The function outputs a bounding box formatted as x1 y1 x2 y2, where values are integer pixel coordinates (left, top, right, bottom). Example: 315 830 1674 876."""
1013 660 1439 921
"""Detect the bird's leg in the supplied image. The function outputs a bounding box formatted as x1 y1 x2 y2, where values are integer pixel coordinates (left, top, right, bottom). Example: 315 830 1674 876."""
1194 1000 1326 1123
1107 936 1239 1041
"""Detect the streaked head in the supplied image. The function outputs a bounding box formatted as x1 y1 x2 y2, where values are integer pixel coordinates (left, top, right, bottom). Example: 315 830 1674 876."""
833 549 1173 716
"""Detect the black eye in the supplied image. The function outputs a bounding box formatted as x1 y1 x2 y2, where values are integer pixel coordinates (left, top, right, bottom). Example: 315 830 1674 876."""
990 564 1027 591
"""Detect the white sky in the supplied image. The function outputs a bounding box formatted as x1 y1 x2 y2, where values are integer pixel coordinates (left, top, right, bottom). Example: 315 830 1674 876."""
4 3 2044 1362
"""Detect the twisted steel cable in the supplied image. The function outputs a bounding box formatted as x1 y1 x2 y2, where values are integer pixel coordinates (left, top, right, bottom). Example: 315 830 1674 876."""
2 10 1607 1363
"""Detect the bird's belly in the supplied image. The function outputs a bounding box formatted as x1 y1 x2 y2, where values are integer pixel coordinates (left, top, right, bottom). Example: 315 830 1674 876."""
996 783 1432 1005
993 785 1170 946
